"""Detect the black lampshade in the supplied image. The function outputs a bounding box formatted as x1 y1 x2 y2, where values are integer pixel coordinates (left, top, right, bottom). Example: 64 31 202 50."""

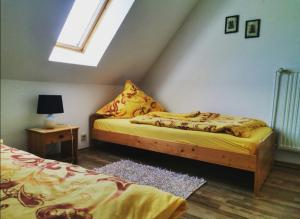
37 95 64 114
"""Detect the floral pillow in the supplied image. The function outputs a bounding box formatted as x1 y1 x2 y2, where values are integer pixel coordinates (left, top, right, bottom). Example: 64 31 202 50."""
96 80 165 118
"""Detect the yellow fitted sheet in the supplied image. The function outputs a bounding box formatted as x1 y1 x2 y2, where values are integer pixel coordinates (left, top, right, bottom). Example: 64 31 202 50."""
94 119 273 155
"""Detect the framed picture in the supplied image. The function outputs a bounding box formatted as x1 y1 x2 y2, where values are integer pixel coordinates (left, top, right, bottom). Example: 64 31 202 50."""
225 15 239 34
245 19 261 38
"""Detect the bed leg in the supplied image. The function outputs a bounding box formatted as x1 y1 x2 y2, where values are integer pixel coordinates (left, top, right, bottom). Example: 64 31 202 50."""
89 138 94 148
89 114 104 149
254 133 275 196
254 171 261 196
254 160 273 196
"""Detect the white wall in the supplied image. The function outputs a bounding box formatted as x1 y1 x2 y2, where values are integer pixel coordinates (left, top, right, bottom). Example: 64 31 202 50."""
1 0 198 84
143 0 300 123
1 0 198 153
0 79 121 150
0 0 198 152
142 0 300 164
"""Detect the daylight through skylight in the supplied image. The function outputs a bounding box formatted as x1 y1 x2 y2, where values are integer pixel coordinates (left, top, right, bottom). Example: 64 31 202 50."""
49 0 135 66
56 0 109 51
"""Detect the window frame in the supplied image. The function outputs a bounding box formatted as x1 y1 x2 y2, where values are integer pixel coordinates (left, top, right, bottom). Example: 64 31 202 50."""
55 0 110 52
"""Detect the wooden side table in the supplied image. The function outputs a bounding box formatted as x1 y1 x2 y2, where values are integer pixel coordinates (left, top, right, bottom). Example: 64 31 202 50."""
26 125 79 164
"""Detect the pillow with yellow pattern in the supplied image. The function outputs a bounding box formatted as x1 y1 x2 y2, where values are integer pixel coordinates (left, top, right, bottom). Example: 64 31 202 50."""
96 80 165 118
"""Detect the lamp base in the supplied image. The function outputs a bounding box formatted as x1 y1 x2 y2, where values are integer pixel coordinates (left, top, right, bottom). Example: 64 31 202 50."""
44 114 56 129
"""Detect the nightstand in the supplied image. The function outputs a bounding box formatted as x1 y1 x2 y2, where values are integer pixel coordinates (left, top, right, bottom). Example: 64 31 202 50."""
26 125 79 164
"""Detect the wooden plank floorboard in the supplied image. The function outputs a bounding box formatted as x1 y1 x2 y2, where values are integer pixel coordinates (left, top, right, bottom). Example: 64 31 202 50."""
186 201 238 219
77 145 300 219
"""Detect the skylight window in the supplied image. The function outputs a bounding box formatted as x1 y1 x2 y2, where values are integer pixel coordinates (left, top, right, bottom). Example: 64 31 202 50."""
56 0 109 51
49 0 135 66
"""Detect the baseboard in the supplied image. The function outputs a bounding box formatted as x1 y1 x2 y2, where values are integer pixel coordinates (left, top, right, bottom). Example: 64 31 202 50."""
275 160 300 170
275 149 300 165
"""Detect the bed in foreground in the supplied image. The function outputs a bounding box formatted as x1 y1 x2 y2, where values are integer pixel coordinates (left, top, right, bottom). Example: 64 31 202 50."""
0 145 186 219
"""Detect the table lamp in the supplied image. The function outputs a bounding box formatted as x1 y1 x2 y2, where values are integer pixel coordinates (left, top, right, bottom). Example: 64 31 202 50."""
37 95 64 129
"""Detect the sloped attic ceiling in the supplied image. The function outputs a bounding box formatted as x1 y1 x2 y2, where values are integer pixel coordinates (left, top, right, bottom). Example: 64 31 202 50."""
1 0 198 85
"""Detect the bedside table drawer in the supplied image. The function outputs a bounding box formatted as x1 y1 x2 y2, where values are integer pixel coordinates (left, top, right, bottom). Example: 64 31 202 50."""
44 130 73 144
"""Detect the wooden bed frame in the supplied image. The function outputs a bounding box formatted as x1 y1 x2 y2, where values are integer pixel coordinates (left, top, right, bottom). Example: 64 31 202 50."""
89 114 275 195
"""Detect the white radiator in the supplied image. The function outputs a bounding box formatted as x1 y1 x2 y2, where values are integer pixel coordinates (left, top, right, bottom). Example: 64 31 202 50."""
271 68 300 152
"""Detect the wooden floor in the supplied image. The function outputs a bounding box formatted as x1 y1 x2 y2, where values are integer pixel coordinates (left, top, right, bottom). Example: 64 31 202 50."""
78 142 300 219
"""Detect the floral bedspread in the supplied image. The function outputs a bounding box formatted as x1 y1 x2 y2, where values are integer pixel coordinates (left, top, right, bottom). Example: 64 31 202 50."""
131 111 267 137
0 144 185 219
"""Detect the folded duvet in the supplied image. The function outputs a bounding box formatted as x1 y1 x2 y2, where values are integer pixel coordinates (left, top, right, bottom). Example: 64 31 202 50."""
131 111 267 137
0 145 186 219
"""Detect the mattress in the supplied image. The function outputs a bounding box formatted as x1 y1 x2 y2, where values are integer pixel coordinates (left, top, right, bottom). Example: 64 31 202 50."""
0 144 186 219
94 119 273 155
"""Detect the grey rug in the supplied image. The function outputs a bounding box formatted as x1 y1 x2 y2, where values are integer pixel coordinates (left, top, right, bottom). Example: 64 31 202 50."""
94 160 206 199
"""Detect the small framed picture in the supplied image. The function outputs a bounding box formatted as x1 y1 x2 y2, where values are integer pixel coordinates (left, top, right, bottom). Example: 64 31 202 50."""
245 19 261 38
225 15 239 34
